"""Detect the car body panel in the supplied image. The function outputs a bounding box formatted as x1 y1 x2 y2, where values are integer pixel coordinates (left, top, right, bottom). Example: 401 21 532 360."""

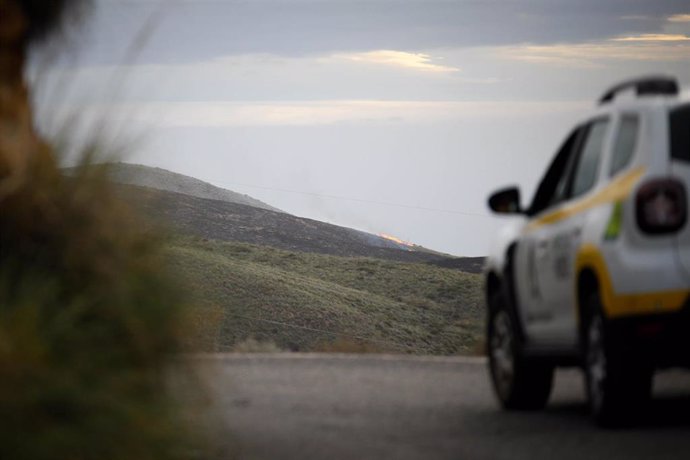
670 103 690 281
485 85 690 360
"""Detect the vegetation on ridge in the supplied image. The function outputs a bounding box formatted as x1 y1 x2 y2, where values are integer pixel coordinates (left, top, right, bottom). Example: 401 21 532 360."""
169 238 484 355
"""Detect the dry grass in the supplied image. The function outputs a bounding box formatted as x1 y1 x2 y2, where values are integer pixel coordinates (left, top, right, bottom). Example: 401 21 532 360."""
312 338 385 354
231 337 283 353
0 152 203 459
167 237 485 356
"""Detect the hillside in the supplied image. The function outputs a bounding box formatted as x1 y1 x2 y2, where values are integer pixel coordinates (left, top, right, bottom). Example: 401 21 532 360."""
169 238 484 355
64 162 281 212
119 183 482 269
60 163 487 354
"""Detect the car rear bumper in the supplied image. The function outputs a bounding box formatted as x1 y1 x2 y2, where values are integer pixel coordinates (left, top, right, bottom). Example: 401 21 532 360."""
607 298 690 368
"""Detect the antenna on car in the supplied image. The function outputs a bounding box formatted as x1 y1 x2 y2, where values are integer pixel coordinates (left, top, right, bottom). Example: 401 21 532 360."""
598 75 679 105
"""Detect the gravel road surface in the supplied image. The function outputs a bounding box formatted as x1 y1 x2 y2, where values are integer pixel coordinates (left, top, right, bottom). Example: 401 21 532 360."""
196 354 690 460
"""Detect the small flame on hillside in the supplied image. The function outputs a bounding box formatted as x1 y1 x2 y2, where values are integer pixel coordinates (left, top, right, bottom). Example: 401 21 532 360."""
379 233 415 248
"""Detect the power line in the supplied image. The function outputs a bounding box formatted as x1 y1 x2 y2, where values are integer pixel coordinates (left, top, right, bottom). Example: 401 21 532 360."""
209 178 493 219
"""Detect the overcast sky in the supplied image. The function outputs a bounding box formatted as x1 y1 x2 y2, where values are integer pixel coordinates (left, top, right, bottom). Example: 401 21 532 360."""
31 0 690 256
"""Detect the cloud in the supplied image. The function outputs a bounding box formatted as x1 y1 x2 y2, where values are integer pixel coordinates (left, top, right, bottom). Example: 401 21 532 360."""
668 14 690 23
334 50 459 73
57 0 690 66
499 41 690 68
55 100 589 129
33 48 500 109
619 15 651 21
612 33 690 41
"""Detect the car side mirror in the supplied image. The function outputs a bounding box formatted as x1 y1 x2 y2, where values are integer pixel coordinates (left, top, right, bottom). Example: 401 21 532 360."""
488 187 523 214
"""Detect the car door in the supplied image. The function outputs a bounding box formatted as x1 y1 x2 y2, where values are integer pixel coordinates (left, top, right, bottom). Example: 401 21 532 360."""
513 127 585 342
537 118 611 346
516 118 611 346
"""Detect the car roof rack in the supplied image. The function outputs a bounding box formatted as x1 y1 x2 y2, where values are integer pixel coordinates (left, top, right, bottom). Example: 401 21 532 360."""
598 76 678 105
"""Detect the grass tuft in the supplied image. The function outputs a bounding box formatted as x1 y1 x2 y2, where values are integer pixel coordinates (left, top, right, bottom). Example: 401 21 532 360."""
0 151 197 459
312 338 384 354
231 337 283 353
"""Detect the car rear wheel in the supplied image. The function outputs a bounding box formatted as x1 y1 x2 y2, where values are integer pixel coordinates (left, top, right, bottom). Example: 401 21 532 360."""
583 291 653 427
488 292 554 410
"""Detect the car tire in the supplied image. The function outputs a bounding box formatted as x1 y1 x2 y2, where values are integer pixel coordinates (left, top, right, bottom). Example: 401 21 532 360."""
583 291 653 427
488 291 554 410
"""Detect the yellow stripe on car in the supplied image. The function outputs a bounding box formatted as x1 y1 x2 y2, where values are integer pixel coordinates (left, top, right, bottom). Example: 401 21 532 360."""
526 166 646 232
575 244 689 318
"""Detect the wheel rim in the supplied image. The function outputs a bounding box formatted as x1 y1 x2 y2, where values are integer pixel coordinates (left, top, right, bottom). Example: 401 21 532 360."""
586 314 606 413
490 310 514 399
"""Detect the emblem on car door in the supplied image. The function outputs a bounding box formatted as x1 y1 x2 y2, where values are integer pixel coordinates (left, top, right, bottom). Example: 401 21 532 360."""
552 233 571 279
527 240 542 300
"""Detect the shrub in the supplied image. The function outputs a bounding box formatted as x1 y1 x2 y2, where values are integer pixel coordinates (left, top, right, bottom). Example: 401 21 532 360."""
0 153 193 460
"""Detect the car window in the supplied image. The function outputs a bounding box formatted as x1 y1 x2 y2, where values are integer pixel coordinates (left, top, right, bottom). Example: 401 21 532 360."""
609 114 639 176
549 131 585 207
527 127 584 216
670 104 690 162
570 119 609 198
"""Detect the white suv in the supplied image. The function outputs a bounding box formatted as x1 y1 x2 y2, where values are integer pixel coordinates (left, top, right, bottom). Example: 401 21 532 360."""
485 76 690 426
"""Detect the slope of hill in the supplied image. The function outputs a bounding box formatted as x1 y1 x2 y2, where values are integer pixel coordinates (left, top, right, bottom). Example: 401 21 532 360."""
64 163 485 270
64 163 281 212
169 238 484 354
119 183 482 268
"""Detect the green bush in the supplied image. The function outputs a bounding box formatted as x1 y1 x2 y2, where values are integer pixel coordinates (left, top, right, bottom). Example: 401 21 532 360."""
0 154 193 460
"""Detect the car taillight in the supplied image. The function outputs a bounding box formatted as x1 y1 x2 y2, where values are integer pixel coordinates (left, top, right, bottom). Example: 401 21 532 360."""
636 178 687 234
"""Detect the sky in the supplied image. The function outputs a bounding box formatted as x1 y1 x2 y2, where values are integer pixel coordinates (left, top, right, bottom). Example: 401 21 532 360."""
30 0 690 256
